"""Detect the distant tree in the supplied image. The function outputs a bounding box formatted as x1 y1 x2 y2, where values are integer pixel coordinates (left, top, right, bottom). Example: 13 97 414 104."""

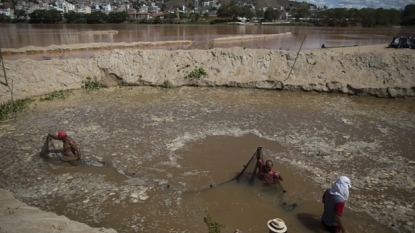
229 0 237 6
203 12 209 20
189 12 200 22
43 9 62 23
294 8 310 19
29 9 46 23
255 9 264 18
161 3 166 12
64 11 86 23
229 5 241 19
86 11 108 24
14 9 27 18
0 14 11 23
165 13 177 19
217 4 231 18
360 8 375 27
347 8 359 25
387 9 400 25
333 8 347 21
29 9 62 23
152 16 162 24
240 6 254 19
401 4 415 26
373 8 389 26
107 11 128 23
263 7 279 22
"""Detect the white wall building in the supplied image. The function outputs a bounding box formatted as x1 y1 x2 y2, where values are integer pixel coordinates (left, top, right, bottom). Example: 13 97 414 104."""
103 4 112 12
0 8 11 16
149 2 158 13
78 6 91 13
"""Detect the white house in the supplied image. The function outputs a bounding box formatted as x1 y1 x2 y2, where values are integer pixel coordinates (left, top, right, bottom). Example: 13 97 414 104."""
139 5 148 13
0 8 11 16
149 2 158 13
78 6 91 14
103 4 112 12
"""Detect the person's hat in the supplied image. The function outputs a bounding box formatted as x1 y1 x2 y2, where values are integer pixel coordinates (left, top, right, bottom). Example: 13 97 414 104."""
57 131 67 139
267 218 287 233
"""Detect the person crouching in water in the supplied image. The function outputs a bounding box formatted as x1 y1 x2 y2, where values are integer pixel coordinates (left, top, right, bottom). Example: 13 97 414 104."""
256 146 283 183
321 176 351 233
49 131 81 160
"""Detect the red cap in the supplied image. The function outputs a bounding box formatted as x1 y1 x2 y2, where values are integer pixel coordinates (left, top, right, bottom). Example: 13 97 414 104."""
57 131 67 139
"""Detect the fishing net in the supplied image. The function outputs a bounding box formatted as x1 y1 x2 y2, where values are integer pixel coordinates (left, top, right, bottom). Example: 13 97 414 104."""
39 136 82 165
234 147 261 185
235 147 297 211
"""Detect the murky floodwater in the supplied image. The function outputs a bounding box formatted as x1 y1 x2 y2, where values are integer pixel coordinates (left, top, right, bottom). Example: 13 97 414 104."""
1 24 413 60
0 87 414 233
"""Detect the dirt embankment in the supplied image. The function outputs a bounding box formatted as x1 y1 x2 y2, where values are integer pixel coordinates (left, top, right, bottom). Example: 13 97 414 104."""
1 44 414 103
0 188 117 233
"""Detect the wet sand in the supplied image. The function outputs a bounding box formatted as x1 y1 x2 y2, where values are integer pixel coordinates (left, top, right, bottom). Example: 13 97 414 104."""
1 40 194 55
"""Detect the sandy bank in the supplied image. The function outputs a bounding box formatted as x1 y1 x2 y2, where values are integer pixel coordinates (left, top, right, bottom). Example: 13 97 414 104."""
78 30 118 35
0 188 117 233
1 40 193 54
0 44 414 103
212 32 292 43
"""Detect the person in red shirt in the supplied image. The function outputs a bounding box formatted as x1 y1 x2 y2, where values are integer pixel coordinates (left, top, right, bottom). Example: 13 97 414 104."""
48 131 81 160
256 147 283 183
321 176 351 233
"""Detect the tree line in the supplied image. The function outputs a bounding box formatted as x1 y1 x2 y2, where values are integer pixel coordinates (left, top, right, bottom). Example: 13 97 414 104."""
215 3 415 26
0 3 414 26
0 9 129 24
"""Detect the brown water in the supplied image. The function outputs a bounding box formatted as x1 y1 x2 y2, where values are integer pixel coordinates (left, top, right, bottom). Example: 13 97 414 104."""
1 24 413 60
0 87 414 233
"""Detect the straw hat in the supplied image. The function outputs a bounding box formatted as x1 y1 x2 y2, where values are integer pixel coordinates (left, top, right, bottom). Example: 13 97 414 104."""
267 218 287 233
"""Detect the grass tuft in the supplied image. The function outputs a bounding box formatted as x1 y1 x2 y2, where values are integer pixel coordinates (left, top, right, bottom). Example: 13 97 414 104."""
0 98 35 121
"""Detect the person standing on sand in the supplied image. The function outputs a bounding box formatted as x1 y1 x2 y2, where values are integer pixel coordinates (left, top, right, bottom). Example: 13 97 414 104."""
321 176 351 233
48 131 81 160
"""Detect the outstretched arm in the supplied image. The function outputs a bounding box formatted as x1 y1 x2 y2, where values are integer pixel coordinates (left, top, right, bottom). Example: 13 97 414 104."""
68 140 81 159
48 133 59 140
256 146 262 161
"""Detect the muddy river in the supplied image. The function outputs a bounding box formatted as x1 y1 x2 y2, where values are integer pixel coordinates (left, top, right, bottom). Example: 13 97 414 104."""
0 87 414 233
1 24 414 60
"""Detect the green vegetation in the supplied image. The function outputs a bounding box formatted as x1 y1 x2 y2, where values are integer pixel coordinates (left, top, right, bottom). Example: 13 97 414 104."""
163 79 175 88
203 208 225 233
39 90 72 101
264 7 281 22
401 4 415 26
177 64 190 72
315 151 326 157
81 77 107 90
184 67 207 80
0 14 11 23
0 98 34 121
29 9 62 24
4 3 414 26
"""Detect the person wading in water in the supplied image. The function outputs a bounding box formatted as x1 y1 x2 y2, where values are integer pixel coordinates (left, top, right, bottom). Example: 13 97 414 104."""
49 131 81 160
256 146 283 183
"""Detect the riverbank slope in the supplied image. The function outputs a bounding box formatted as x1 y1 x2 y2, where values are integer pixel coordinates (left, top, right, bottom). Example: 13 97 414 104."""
0 188 117 232
1 44 414 103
